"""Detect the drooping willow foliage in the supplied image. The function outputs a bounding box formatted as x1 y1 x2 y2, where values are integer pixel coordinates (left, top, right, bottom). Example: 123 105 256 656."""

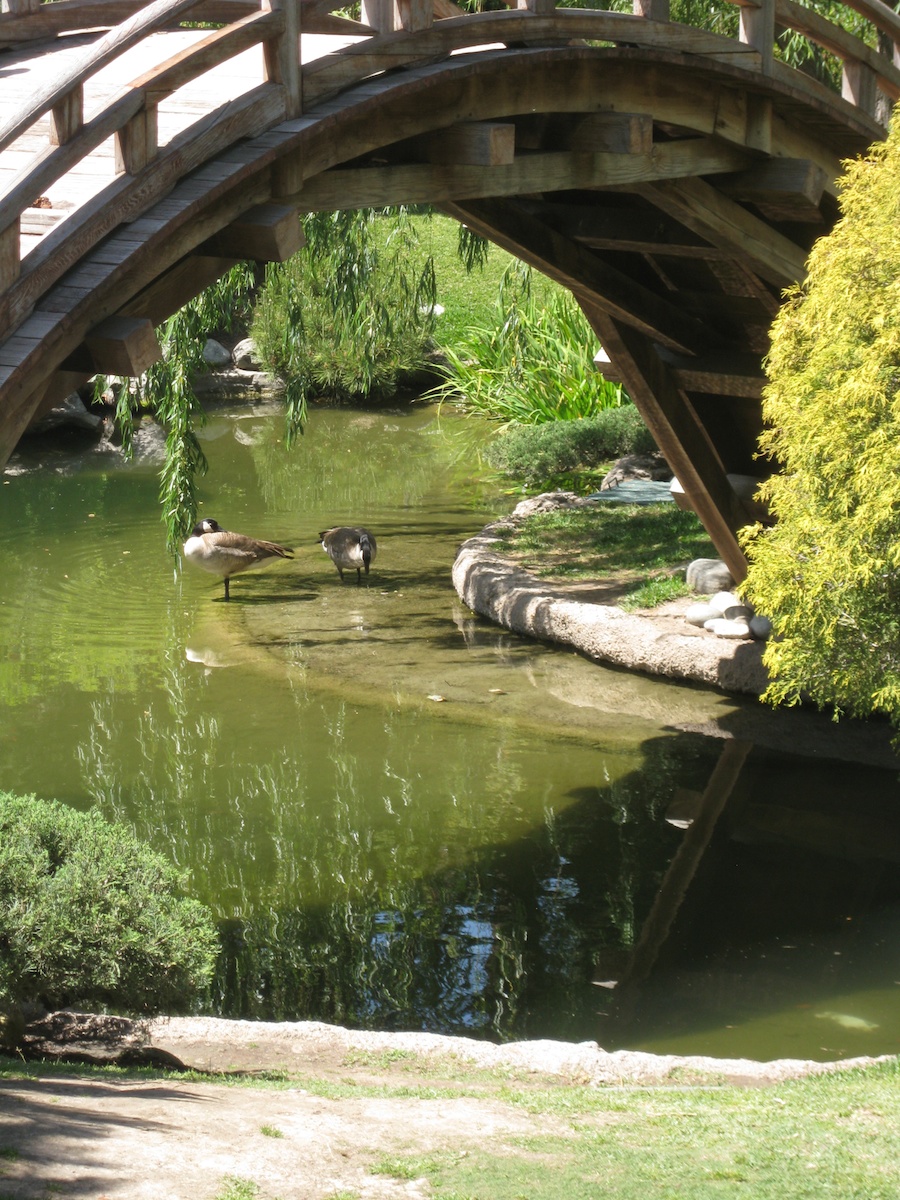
117 262 258 551
121 209 437 551
251 207 438 446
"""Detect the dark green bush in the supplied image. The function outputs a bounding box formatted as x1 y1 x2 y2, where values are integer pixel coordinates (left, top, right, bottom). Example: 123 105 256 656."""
486 406 657 488
0 793 219 1017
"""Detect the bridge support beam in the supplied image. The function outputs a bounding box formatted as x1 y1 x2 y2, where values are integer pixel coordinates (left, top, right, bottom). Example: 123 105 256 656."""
62 316 162 377
585 309 754 583
442 195 757 580
443 196 715 353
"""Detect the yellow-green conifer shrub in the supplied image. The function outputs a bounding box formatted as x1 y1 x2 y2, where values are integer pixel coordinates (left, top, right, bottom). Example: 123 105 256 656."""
743 116 900 732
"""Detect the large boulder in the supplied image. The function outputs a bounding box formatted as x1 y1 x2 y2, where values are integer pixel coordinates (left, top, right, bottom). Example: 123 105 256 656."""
600 451 671 489
232 337 262 370
686 558 735 595
202 338 232 368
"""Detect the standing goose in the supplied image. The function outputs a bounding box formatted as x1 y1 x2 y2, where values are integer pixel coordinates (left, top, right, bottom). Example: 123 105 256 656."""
183 517 294 601
319 526 377 584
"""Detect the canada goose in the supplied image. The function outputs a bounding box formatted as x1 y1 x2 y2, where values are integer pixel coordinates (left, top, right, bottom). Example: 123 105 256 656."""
183 517 294 601
319 526 377 584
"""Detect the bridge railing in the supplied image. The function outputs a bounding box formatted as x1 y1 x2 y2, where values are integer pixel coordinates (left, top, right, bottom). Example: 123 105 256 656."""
0 0 898 342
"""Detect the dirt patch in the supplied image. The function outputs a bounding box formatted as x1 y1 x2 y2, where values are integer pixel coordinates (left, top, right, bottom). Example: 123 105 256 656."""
2 1014 894 1200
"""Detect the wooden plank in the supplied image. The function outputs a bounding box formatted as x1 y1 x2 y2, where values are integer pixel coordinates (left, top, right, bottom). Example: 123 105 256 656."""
0 220 20 292
0 93 145 237
564 113 653 155
416 122 516 166
262 0 302 118
286 139 753 210
3 173 271 442
843 58 879 117
775 0 900 102
130 11 283 100
3 310 62 338
656 347 766 398
582 308 754 580
633 0 669 19
0 0 365 43
638 176 810 286
400 0 434 30
301 12 761 106
0 334 44 367
115 105 158 175
535 200 723 256
0 0 209 152
118 253 241 324
0 84 283 341
738 0 774 76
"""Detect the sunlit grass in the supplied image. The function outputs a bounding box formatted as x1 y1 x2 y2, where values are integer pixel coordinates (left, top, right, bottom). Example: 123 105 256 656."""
619 574 693 611
495 504 717 591
366 1059 900 1200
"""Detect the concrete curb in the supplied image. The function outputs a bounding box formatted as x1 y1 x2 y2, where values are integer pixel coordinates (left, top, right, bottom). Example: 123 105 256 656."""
452 520 769 696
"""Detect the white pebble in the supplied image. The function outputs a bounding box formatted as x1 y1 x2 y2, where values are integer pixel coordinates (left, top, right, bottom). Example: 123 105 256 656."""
686 603 719 628
705 618 752 640
710 591 740 617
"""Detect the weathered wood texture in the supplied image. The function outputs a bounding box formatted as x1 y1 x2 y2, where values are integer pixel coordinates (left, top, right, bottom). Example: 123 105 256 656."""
0 0 896 574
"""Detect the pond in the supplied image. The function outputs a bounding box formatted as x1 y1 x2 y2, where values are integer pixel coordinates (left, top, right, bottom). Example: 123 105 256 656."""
2 400 900 1063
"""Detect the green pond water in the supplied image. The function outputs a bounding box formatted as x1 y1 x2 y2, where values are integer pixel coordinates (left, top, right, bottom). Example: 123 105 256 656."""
3 400 900 1062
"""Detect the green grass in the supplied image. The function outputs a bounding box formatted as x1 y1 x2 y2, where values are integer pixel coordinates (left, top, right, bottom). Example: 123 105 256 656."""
215 1177 262 1200
5 1051 900 1199
495 504 718 597
409 214 564 350
619 573 693 611
260 1124 284 1138
366 1059 900 1200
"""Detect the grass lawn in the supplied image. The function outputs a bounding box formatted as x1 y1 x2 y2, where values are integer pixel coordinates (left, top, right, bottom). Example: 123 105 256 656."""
376 1057 900 1199
4 1053 899 1200
402 212 565 348
493 502 720 609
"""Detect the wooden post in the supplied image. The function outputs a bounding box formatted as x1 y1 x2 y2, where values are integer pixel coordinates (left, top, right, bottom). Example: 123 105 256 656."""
114 105 158 175
633 0 669 22
842 58 878 117
263 0 302 119
0 220 19 292
739 0 775 76
50 86 83 146
516 0 556 14
361 0 433 32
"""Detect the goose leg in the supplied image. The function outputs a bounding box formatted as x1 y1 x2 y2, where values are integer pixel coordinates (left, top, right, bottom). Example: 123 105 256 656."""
224 577 230 602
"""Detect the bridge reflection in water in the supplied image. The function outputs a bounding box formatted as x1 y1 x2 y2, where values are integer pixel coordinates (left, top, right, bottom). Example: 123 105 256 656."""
2 0 900 573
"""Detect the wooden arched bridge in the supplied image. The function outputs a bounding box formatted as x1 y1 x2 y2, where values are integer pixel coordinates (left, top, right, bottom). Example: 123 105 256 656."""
1 0 898 577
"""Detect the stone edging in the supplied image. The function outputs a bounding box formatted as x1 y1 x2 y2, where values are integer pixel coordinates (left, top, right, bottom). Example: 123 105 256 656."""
452 499 769 696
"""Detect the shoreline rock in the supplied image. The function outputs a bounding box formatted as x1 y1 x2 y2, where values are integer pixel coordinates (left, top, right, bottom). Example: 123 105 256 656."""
452 498 769 697
18 1010 896 1088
